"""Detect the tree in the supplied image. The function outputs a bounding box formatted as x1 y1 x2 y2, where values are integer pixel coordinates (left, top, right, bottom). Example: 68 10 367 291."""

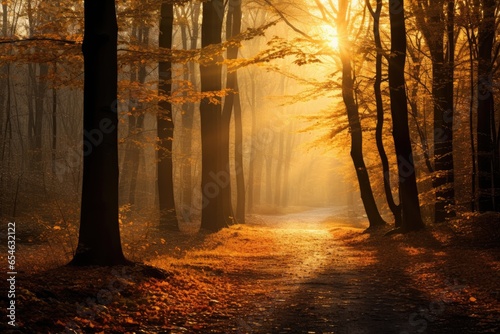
387 0 425 231
177 2 201 221
337 0 386 228
157 1 178 230
224 0 245 224
199 0 227 231
70 0 128 266
476 0 499 212
366 0 402 227
413 0 456 222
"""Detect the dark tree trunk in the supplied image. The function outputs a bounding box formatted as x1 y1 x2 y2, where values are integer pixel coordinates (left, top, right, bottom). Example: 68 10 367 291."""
265 156 273 203
70 0 128 266
413 0 456 222
179 2 201 221
338 0 386 228
51 61 57 174
465 25 477 211
120 26 147 208
247 75 258 212
281 123 295 207
367 0 402 227
477 0 498 211
157 2 178 230
387 0 425 231
227 0 245 224
200 0 226 231
274 131 284 207
234 88 245 223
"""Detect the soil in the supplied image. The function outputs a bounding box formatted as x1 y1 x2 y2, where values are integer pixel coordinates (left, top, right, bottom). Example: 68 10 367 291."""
1 207 499 333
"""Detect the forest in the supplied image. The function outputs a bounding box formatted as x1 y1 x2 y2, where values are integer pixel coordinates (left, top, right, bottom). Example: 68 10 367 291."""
0 0 499 333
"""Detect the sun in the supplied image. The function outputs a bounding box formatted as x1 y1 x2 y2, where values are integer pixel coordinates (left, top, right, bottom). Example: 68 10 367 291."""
321 24 339 50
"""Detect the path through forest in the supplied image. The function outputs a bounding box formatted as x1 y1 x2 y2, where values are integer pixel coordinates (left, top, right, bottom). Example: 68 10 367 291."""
4 207 499 333
216 208 429 334
181 207 498 333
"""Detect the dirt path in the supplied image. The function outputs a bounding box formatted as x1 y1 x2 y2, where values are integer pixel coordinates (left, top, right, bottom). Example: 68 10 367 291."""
220 209 418 334
178 208 497 334
4 207 499 333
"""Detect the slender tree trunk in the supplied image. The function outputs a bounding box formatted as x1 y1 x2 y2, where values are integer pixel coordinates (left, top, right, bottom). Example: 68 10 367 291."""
234 90 245 222
121 26 147 207
274 131 284 207
52 61 57 174
281 123 294 207
338 0 386 228
179 3 201 220
227 0 245 223
158 2 178 230
265 156 273 203
200 0 226 231
466 26 477 211
477 0 497 211
387 0 424 231
367 0 402 227
413 0 456 222
247 74 257 212
71 0 128 266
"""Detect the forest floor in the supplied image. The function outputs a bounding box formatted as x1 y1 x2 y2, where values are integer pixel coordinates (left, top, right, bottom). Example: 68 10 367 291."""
1 207 500 333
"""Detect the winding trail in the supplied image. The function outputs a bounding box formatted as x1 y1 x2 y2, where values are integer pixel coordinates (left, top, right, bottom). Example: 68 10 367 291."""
203 207 480 334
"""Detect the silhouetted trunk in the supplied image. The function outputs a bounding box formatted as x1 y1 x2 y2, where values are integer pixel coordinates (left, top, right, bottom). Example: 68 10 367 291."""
265 156 273 203
27 63 48 173
226 0 245 223
367 0 402 227
247 75 257 212
338 0 385 228
51 61 57 174
200 0 226 231
413 0 456 222
274 131 284 207
281 123 294 207
465 24 477 211
71 0 128 266
234 87 245 222
179 2 201 220
387 0 424 231
157 3 178 230
477 0 498 212
121 26 147 207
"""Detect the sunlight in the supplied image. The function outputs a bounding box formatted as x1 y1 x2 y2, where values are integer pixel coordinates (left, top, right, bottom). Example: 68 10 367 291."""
321 24 339 50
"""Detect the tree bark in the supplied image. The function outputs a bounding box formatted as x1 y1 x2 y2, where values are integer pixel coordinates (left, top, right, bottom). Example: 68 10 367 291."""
200 0 226 231
157 2 178 230
387 0 425 231
338 0 386 228
477 0 498 211
226 0 245 223
70 0 128 266
367 0 402 227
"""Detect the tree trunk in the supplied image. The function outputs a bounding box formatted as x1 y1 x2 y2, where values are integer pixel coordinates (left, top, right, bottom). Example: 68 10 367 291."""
199 0 226 231
247 74 257 212
338 0 386 228
387 0 425 231
274 131 284 207
157 2 178 230
413 0 456 222
227 0 245 224
367 0 402 227
179 2 201 221
477 0 498 211
52 61 57 174
265 156 273 203
70 0 128 266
